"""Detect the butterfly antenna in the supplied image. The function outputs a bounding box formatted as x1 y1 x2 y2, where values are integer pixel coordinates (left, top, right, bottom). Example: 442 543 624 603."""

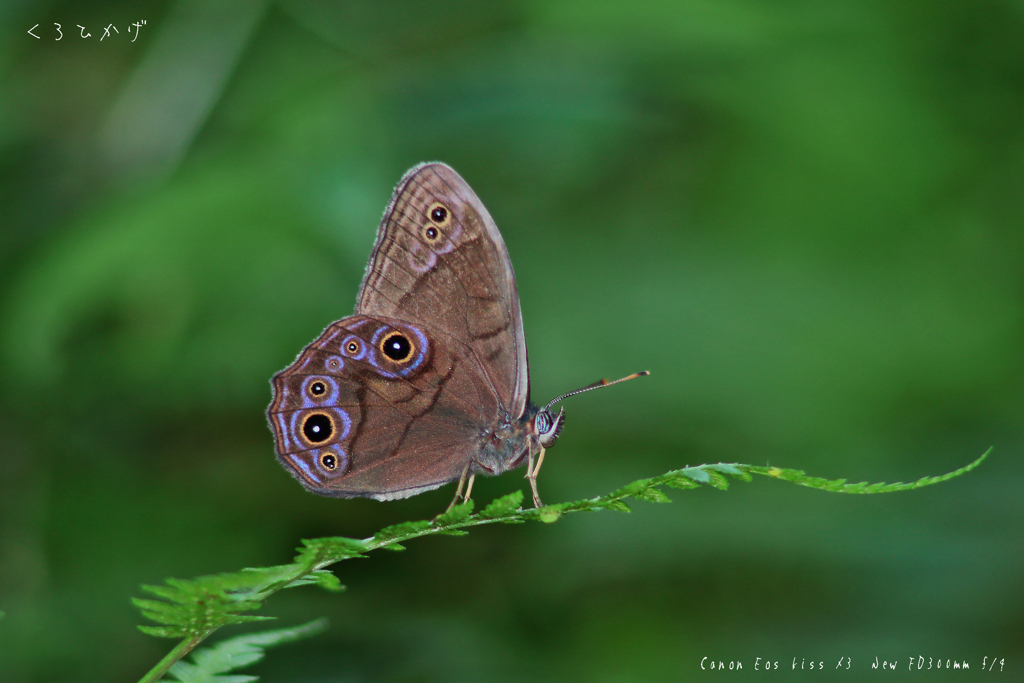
544 371 650 410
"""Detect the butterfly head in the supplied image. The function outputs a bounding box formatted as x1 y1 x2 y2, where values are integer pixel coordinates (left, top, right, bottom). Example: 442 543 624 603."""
531 371 650 450
532 406 565 448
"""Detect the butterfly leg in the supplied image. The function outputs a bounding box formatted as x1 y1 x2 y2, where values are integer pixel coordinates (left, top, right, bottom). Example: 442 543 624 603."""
525 445 545 508
463 473 476 502
532 447 547 479
445 462 472 513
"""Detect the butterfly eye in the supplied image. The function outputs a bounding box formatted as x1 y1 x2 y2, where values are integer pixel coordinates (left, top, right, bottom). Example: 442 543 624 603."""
320 452 338 470
309 381 327 398
379 331 414 363
302 412 334 444
535 408 564 447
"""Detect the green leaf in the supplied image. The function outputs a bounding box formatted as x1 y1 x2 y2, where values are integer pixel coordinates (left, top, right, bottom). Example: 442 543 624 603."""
681 466 710 484
434 500 475 526
297 537 367 565
705 470 730 490
660 474 699 490
707 463 753 482
138 625 187 638
134 570 277 638
479 490 524 518
637 487 671 503
372 520 434 545
742 449 990 494
285 569 343 593
609 481 646 498
165 619 328 683
602 499 632 513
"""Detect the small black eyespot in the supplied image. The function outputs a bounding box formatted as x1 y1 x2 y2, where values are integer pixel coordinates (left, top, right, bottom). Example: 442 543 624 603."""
381 332 413 362
302 413 333 444
424 226 439 240
320 453 337 470
346 341 359 354
430 205 448 223
310 381 326 397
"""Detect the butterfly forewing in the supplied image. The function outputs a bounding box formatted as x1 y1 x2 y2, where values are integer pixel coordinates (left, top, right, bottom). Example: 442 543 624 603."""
356 163 529 418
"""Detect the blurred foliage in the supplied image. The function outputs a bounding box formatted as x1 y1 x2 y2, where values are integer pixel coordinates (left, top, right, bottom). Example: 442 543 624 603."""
0 0 1021 681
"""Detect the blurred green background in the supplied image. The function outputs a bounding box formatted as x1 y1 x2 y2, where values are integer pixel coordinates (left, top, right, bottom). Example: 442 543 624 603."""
1 0 1022 681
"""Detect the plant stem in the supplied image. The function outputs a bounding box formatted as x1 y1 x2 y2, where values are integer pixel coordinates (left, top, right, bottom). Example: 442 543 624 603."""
137 633 209 683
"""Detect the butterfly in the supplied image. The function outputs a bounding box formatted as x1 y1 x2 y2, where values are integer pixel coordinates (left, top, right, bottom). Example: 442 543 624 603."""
267 162 645 508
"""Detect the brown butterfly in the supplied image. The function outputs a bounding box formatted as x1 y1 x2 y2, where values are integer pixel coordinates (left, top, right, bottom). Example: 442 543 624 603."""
267 163 645 508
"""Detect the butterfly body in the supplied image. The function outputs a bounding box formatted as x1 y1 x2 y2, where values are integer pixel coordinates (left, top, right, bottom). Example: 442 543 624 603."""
268 163 564 501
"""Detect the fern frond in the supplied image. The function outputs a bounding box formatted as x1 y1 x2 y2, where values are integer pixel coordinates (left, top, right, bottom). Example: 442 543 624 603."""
161 619 328 683
136 451 988 681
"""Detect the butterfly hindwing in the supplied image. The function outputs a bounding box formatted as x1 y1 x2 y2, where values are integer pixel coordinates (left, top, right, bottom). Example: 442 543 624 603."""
268 315 498 499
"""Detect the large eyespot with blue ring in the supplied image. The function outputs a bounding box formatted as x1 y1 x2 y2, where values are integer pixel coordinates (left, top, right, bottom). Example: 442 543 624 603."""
289 407 351 452
379 330 414 363
368 323 430 378
301 411 335 445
